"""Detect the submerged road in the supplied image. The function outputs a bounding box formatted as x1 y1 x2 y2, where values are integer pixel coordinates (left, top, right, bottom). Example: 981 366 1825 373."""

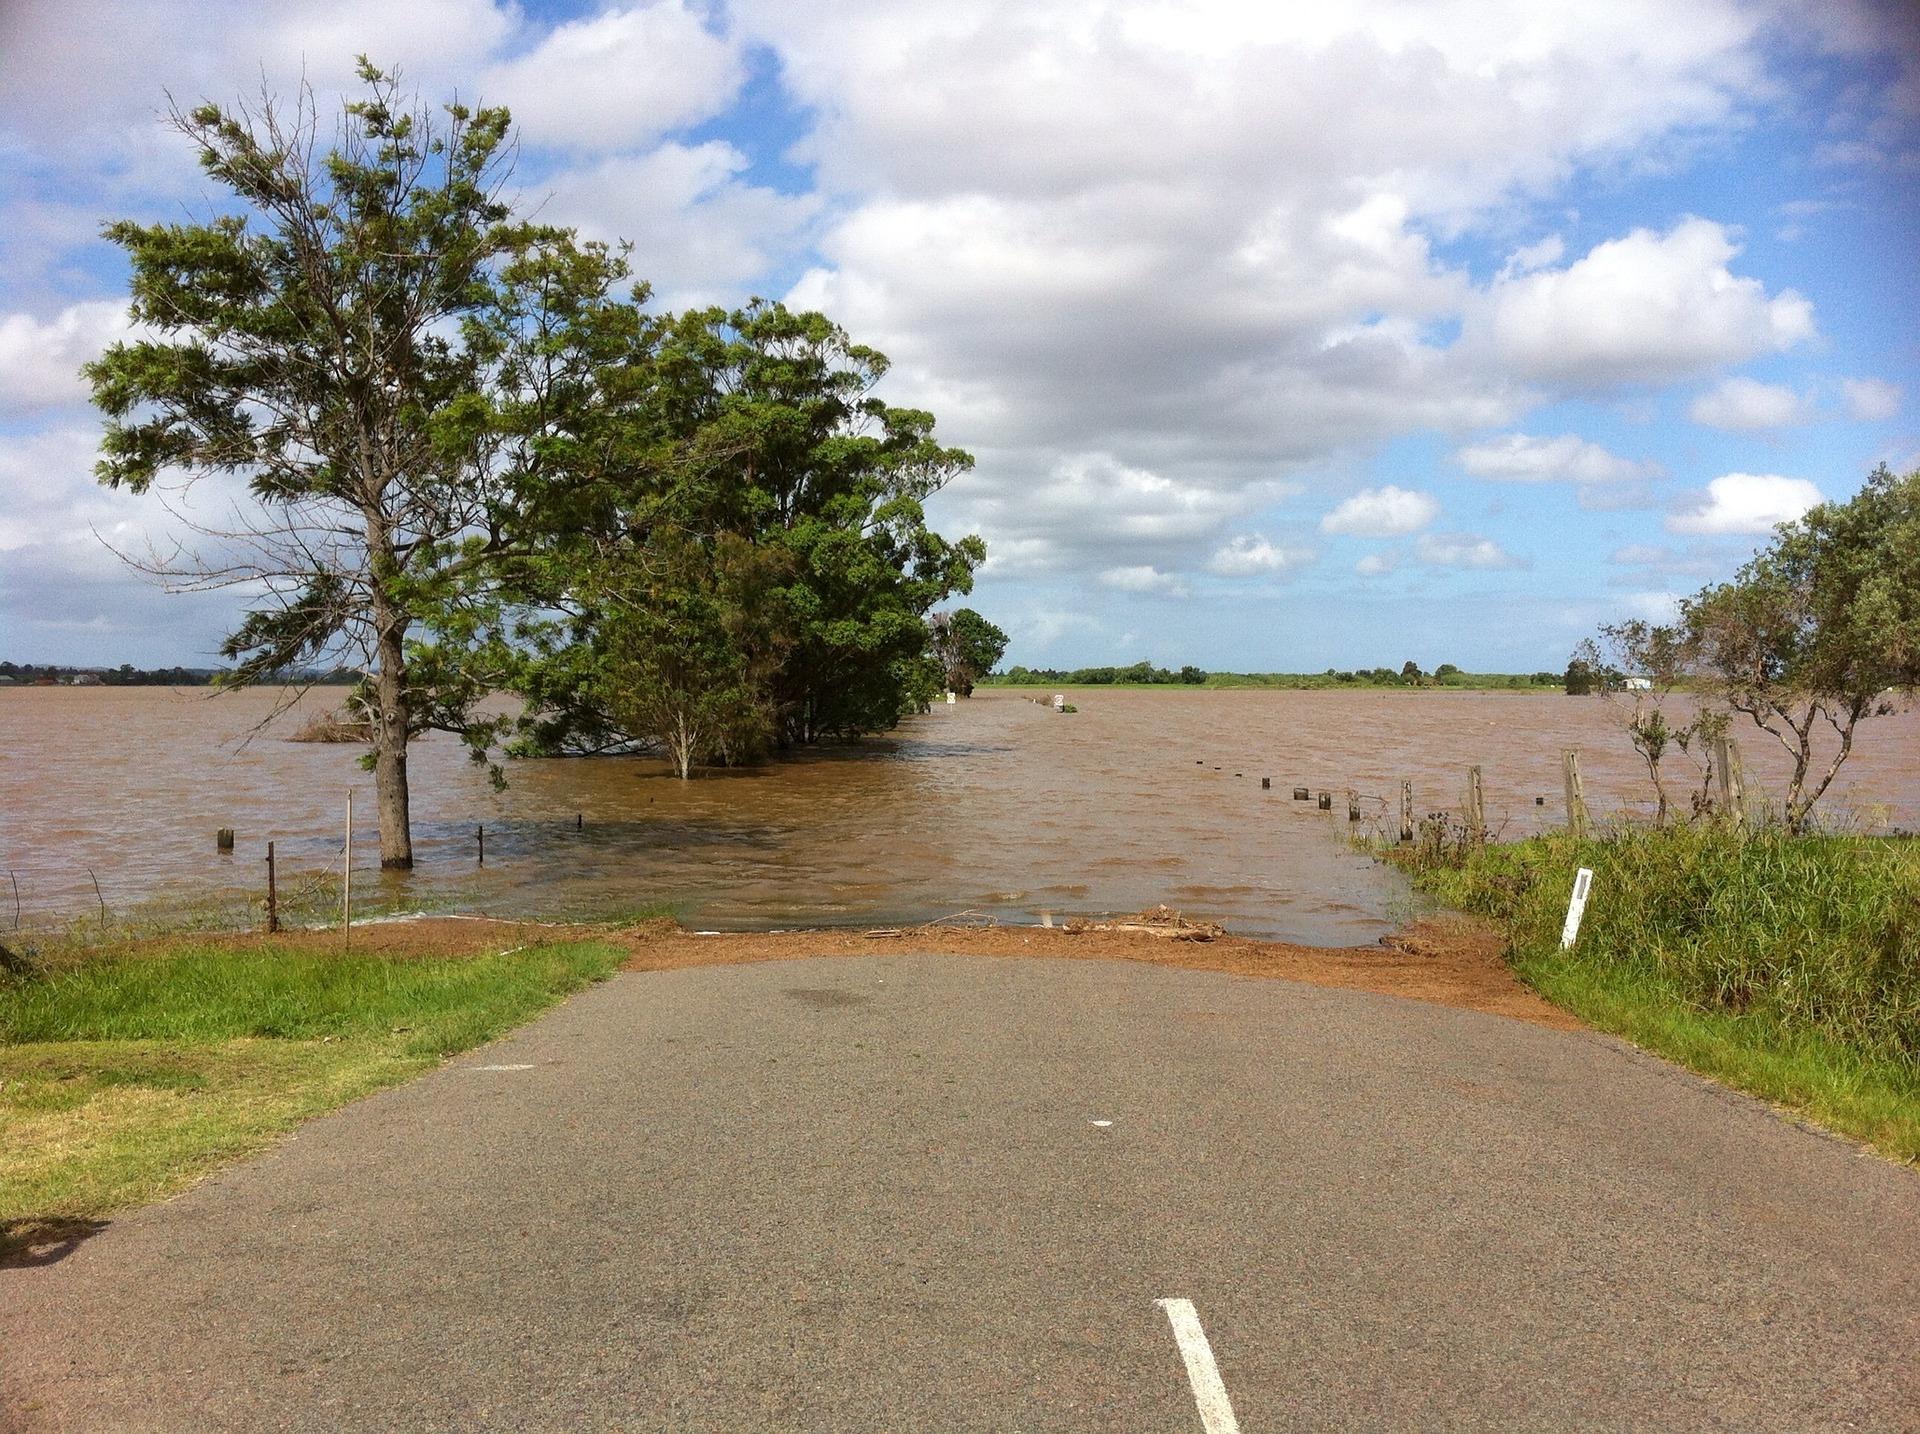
4 954 1916 1431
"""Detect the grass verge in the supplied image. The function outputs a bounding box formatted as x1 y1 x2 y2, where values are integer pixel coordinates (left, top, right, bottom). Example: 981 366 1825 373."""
1387 824 1920 1162
0 935 626 1263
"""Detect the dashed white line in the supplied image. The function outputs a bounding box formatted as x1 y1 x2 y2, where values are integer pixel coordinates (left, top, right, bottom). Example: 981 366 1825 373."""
1156 1298 1242 1434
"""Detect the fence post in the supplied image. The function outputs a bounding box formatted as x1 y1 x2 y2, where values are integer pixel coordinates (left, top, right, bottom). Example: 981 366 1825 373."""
1346 790 1361 824
1563 750 1591 838
1713 733 1747 831
1465 766 1486 841
342 790 353 949
266 841 279 934
1399 780 1414 843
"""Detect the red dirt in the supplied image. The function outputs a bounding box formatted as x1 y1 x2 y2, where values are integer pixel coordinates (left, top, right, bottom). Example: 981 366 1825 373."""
137 910 1578 1030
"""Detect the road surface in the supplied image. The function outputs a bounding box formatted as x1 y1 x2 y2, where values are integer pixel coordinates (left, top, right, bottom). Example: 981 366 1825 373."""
5 954 1916 1431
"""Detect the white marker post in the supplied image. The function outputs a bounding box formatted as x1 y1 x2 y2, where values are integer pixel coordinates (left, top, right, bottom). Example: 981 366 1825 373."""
1560 866 1593 949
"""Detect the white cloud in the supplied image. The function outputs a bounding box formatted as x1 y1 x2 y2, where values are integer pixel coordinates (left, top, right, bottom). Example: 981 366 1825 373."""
1842 377 1901 422
1320 485 1439 537
481 3 744 151
0 301 130 414
1687 376 1811 429
1205 534 1316 578
1413 532 1526 569
1098 564 1188 597
1619 590 1684 623
1469 218 1815 388
0 0 517 152
1355 550 1400 577
1666 472 1823 535
1500 235 1565 276
539 143 820 304
1455 432 1652 484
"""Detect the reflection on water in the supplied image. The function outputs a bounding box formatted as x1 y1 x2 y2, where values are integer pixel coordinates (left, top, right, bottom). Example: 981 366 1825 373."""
3 686 1915 944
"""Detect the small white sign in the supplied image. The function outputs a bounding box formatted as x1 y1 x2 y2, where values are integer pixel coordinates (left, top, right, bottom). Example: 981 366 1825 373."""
1561 866 1594 949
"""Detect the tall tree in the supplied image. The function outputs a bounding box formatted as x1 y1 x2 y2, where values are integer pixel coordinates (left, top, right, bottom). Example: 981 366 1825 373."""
87 63 622 866
512 300 983 756
1681 464 1920 831
929 608 1009 696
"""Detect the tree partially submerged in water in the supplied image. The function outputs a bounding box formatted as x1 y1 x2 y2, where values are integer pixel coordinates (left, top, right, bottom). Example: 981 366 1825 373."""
508 301 983 770
1572 620 1713 825
929 608 1009 696
86 62 631 867
1583 465 1920 832
1681 464 1920 831
89 62 988 818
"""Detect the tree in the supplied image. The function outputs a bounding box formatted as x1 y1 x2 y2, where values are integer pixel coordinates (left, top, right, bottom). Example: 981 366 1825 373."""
1681 464 1920 831
593 532 790 778
87 64 617 867
1564 659 1596 695
1400 660 1422 681
929 608 1009 696
1434 662 1460 679
1573 620 1707 825
508 300 983 755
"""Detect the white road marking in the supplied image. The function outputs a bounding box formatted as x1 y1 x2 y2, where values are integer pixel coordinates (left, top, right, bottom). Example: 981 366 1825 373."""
465 1063 535 1072
1090 1119 1114 1127
1156 1298 1242 1434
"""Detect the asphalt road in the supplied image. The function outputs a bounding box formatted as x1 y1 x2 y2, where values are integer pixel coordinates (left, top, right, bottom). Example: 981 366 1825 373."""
5 954 1917 1432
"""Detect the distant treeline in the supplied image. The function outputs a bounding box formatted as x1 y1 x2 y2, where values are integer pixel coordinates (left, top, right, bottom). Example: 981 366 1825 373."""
992 662 1208 686
987 662 1564 690
0 662 361 687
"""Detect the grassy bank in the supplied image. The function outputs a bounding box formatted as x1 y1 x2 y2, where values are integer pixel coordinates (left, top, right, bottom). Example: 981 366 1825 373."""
1390 824 1920 1161
0 933 626 1261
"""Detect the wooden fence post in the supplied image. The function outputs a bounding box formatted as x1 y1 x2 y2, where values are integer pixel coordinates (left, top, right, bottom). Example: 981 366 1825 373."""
265 841 278 934
1346 790 1361 824
342 791 353 949
1465 766 1486 841
1562 750 1591 838
1713 733 1747 831
1399 780 1414 843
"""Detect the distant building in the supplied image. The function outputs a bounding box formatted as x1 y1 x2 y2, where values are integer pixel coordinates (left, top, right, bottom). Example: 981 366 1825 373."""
0 675 15 685
68 673 104 686
1622 676 1653 691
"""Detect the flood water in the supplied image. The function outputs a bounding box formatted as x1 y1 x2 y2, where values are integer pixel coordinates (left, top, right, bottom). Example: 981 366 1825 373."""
3 686 1916 944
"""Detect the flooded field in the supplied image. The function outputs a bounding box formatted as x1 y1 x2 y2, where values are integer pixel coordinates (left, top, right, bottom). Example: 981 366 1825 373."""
3 686 1916 944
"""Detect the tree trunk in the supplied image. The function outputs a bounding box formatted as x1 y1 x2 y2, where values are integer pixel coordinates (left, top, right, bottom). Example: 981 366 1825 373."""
371 598 415 869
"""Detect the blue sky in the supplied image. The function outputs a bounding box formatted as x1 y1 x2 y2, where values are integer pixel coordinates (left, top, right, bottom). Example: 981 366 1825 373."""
1 0 1915 672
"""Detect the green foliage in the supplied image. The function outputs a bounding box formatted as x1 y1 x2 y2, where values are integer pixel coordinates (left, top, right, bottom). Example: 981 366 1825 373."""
1391 826 1920 1158
3 940 624 1056
509 300 982 760
1566 466 1920 831
930 608 1009 695
1400 825 1920 1061
84 63 636 860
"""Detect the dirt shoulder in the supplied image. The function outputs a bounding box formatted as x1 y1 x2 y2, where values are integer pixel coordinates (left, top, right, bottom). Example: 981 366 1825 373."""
164 910 1575 1031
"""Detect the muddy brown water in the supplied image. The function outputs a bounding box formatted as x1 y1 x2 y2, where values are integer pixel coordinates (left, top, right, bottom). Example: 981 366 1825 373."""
3 686 1915 944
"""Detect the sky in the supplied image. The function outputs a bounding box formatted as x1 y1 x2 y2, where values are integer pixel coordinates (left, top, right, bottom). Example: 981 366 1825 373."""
1 0 1916 673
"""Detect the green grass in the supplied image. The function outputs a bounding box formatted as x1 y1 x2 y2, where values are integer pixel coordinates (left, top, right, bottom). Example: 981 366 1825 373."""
1 938 626 1260
1391 824 1920 1161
